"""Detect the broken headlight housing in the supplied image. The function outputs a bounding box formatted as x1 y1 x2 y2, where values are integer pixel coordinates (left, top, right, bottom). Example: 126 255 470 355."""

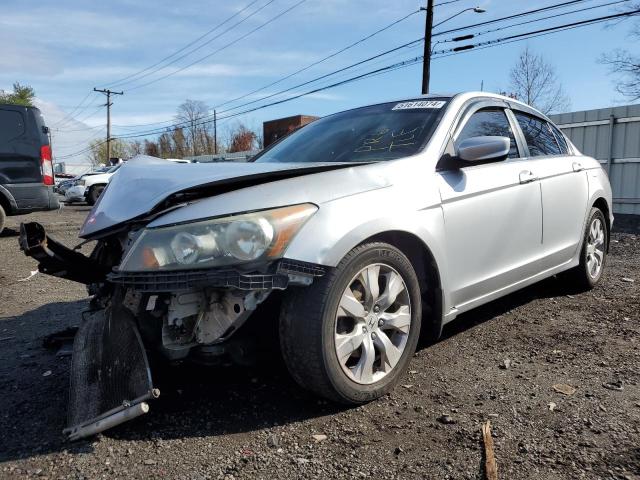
118 203 318 272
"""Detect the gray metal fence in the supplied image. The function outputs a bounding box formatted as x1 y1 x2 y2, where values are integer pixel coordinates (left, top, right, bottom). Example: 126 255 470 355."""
550 104 640 215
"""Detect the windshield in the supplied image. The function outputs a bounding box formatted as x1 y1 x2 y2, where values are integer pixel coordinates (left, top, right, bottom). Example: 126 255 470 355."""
108 164 122 173
255 99 449 164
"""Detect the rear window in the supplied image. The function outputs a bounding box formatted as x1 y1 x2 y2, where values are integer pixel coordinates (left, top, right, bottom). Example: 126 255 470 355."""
514 112 561 157
548 122 570 154
0 109 25 143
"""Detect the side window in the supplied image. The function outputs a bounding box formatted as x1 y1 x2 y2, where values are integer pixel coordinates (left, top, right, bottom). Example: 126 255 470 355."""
456 109 518 158
514 112 561 157
548 122 570 154
0 109 25 144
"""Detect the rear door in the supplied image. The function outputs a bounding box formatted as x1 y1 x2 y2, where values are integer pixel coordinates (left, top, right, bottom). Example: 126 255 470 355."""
0 106 42 184
437 102 544 310
511 111 589 268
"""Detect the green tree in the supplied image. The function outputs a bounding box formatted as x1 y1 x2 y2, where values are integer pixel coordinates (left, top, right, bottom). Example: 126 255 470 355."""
0 82 36 106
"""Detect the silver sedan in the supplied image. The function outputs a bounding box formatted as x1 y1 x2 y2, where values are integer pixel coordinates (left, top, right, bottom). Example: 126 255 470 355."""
21 92 612 438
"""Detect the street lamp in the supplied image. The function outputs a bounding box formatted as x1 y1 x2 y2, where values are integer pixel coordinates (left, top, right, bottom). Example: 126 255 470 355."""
421 3 486 94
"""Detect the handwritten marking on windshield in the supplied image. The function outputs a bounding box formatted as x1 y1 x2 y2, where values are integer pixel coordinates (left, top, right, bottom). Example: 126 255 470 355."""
354 127 420 153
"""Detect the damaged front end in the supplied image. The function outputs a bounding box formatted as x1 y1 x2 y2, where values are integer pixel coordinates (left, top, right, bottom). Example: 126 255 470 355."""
19 207 324 440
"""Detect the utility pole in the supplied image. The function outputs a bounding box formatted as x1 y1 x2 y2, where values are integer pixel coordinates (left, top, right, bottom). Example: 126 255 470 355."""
213 109 218 155
421 0 434 95
93 87 123 163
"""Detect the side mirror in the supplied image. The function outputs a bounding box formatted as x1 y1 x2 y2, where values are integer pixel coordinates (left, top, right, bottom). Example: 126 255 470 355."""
456 136 510 163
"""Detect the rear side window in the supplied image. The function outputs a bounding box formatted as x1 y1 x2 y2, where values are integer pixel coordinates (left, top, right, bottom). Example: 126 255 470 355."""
456 109 518 158
514 112 561 157
548 122 570 154
0 109 25 143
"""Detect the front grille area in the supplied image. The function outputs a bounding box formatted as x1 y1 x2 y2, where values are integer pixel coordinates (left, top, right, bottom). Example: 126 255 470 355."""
107 259 324 292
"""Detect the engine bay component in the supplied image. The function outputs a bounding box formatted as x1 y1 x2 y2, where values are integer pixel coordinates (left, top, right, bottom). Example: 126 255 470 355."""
161 289 270 356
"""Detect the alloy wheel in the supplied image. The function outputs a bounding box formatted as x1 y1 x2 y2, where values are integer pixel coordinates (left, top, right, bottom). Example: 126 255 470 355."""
334 263 412 385
586 217 605 278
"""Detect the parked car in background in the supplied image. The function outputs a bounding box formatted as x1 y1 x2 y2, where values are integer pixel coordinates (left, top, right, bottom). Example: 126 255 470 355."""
21 92 612 440
64 164 122 205
0 103 59 234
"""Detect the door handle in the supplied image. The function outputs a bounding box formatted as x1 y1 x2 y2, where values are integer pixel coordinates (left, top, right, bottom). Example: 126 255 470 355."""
572 162 584 172
519 170 538 184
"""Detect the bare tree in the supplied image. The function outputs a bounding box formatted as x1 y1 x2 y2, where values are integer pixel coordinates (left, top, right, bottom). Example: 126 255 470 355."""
158 133 173 158
600 4 640 100
175 99 209 156
88 138 130 166
227 123 258 153
127 140 143 157
509 46 570 114
143 139 159 157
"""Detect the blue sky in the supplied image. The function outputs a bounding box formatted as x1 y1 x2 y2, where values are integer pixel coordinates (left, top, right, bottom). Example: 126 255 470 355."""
1 0 638 165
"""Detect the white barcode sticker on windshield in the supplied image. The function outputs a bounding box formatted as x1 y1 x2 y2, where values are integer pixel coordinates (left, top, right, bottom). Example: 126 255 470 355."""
392 100 445 110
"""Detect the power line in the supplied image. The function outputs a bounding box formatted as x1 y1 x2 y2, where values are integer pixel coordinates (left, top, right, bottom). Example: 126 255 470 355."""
433 0 593 37
51 90 96 127
88 8 421 132
434 8 640 54
105 0 263 88
115 56 425 139
213 8 421 111
112 7 640 141
108 36 421 138
55 140 107 161
437 0 630 42
124 0 309 92
108 0 277 89
104 0 597 132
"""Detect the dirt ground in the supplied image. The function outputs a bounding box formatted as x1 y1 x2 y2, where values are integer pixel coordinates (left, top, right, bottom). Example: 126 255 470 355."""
0 206 638 480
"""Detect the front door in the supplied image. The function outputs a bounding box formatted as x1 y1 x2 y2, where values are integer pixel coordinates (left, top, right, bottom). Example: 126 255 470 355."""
438 107 544 310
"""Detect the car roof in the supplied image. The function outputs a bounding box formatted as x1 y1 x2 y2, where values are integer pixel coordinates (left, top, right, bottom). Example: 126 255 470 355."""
341 92 549 121
0 103 43 112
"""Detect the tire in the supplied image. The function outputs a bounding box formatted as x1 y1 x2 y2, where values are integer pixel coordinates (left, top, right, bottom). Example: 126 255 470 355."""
86 185 105 206
279 242 422 404
0 203 5 235
565 207 608 290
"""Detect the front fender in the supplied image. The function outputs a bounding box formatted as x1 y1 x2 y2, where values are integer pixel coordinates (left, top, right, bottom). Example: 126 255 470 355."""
284 186 451 310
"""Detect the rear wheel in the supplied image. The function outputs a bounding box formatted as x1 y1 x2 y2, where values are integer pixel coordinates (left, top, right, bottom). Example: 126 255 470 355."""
87 185 105 206
280 243 422 404
566 207 608 290
0 203 6 235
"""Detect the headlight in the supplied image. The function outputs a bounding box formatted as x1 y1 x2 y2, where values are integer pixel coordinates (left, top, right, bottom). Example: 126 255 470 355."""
77 179 85 186
119 203 317 272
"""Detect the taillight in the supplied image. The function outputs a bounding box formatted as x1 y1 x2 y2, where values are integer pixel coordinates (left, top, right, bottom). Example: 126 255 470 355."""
40 145 54 186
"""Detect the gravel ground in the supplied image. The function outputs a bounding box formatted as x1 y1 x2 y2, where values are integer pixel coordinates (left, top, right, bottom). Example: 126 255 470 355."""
0 206 639 480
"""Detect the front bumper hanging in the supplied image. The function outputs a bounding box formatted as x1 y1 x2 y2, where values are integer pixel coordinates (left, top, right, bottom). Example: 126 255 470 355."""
19 222 109 284
63 303 158 441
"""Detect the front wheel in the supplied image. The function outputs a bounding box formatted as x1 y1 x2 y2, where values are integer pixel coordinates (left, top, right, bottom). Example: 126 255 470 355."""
0 203 6 235
280 242 422 404
86 185 105 206
566 207 608 290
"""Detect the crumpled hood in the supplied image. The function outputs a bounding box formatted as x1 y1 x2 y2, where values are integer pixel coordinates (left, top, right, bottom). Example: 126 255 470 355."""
79 155 369 238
